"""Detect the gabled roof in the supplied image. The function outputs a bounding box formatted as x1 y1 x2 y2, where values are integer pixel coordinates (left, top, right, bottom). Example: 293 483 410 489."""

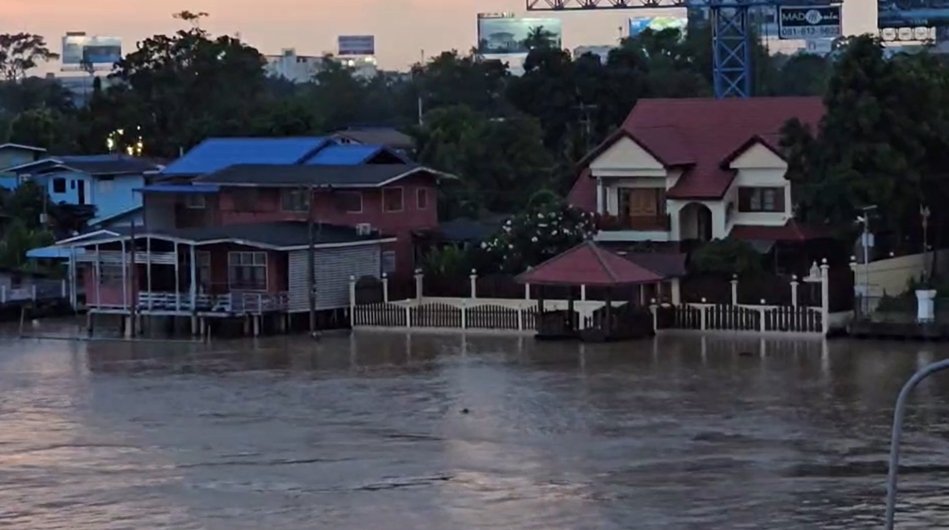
0 143 46 153
4 154 161 175
516 241 663 287
624 97 823 199
194 163 443 188
304 144 408 165
332 128 414 150
572 97 824 205
160 137 332 177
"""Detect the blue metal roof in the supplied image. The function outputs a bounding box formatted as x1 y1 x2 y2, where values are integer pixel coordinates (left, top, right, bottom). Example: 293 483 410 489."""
305 144 384 165
27 245 86 260
161 137 330 176
137 184 221 194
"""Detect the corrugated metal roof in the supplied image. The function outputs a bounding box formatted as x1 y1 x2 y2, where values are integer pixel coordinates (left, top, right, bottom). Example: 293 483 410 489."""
195 164 428 187
137 184 221 194
305 145 384 165
160 137 330 176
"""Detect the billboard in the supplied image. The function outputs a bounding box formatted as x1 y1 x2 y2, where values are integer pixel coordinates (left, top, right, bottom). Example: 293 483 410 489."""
879 0 949 29
477 14 563 55
778 6 842 39
338 35 375 56
62 33 122 66
628 16 688 38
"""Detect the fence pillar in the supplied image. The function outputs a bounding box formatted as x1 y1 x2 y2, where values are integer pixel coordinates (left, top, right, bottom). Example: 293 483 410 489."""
405 305 412 328
524 283 531 300
700 298 707 330
731 275 738 305
414 269 423 300
461 299 467 330
580 284 587 301
790 275 799 308
759 300 767 333
671 278 681 305
348 275 356 327
470 269 478 299
821 259 830 335
381 273 389 303
517 305 524 331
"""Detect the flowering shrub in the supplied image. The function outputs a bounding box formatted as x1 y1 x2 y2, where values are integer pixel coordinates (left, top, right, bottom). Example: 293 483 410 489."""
479 204 597 273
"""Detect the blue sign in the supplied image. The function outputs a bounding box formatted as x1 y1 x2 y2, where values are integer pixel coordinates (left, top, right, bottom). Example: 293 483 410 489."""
879 1 949 28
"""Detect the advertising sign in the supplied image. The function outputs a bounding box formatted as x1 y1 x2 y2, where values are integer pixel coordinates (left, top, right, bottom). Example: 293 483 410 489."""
477 14 563 54
61 33 122 66
628 16 688 38
338 35 375 56
778 6 842 39
879 0 949 29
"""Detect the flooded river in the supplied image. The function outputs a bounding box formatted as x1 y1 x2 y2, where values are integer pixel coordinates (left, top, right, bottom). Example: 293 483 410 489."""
1 324 949 529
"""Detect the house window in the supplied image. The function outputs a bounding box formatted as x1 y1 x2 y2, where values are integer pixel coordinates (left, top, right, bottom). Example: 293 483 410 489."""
738 187 785 213
98 176 114 194
280 188 309 212
99 264 124 282
417 188 429 209
336 191 362 213
228 251 268 291
382 251 397 275
52 178 66 193
383 188 404 212
184 193 206 209
231 189 259 212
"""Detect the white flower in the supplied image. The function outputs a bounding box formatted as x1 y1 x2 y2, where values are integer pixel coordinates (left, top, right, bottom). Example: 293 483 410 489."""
531 236 538 242
537 213 543 219
481 242 487 249
552 230 558 236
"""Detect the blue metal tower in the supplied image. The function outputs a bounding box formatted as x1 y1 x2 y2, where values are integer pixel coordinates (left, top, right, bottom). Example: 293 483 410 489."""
525 0 833 98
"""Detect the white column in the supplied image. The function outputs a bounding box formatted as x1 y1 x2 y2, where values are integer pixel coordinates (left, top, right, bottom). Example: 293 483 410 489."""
820 259 830 335
731 275 739 306
790 275 800 308
469 269 477 299
596 177 605 214
671 278 681 305
94 243 101 307
120 236 128 311
173 243 180 312
382 273 389 303
580 284 587 301
146 236 152 311
524 283 531 300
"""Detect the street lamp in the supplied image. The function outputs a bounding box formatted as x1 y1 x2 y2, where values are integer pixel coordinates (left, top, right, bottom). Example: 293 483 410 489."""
857 205 877 314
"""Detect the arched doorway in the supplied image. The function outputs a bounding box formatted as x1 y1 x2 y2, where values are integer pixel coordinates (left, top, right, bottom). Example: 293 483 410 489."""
679 203 713 242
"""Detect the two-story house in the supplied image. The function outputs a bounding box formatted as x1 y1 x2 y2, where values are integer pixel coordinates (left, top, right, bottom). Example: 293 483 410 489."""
568 97 826 252
4 154 162 223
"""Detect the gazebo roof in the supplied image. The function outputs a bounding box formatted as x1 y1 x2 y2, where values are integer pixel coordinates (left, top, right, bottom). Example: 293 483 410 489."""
516 241 664 287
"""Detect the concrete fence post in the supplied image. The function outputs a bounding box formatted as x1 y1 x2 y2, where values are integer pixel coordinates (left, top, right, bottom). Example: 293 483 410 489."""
524 283 531 300
405 305 412 328
470 269 478 299
790 275 799 308
759 300 768 333
700 298 707 330
461 299 467 330
731 275 739 306
414 269 423 300
381 273 389 303
821 259 831 335
580 284 587 301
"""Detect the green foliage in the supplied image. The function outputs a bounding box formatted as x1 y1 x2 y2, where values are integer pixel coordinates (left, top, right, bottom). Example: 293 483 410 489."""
0 33 59 81
10 108 79 153
0 218 53 269
689 239 763 276
420 245 471 279
478 202 597 274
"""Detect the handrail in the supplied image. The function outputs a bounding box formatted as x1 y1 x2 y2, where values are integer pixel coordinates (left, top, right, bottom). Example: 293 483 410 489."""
885 359 949 529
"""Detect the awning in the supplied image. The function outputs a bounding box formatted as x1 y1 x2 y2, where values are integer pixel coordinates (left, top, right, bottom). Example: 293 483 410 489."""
27 245 86 260
136 184 220 194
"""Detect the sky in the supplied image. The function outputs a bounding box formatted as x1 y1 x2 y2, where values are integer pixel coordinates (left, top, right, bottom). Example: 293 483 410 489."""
8 0 878 71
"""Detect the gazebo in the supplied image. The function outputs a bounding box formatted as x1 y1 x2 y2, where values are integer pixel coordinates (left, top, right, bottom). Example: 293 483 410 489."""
516 241 663 342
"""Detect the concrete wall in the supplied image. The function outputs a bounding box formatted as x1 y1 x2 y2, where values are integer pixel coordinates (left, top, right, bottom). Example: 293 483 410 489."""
852 249 949 296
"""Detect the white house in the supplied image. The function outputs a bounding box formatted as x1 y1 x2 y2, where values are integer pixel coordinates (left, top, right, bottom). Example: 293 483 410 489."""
568 97 826 246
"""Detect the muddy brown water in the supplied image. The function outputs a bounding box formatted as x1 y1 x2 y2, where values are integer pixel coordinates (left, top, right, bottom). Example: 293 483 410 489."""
1 321 948 528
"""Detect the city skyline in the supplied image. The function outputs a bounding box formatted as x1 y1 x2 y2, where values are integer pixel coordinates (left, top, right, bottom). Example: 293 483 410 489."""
10 0 877 71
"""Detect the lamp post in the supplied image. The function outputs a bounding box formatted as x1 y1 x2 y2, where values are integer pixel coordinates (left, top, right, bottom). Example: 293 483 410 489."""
921 205 931 282
857 205 877 314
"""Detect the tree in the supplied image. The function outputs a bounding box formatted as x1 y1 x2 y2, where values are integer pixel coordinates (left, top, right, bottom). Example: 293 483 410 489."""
0 33 59 81
9 108 79 153
522 26 559 51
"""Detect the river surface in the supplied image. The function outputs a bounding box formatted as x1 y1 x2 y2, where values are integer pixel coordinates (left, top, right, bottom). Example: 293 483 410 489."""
1 323 949 529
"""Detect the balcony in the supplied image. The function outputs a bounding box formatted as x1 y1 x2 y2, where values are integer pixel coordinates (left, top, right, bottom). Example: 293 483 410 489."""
596 214 673 243
133 291 290 315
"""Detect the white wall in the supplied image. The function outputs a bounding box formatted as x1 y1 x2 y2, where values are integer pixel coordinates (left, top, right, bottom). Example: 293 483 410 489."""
853 250 949 297
590 136 665 177
724 143 791 232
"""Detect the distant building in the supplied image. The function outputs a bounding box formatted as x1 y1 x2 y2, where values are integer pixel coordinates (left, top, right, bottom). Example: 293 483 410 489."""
265 48 379 84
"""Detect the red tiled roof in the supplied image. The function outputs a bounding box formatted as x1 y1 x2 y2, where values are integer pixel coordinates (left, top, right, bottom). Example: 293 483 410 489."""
567 168 596 211
517 241 663 287
729 220 832 242
625 97 823 199
567 97 824 210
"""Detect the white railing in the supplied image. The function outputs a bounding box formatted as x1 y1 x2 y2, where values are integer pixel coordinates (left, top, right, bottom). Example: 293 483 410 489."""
0 280 68 304
134 291 289 315
659 303 825 335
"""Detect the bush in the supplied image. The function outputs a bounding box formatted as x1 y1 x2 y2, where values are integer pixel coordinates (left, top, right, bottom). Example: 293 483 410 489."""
689 239 763 276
